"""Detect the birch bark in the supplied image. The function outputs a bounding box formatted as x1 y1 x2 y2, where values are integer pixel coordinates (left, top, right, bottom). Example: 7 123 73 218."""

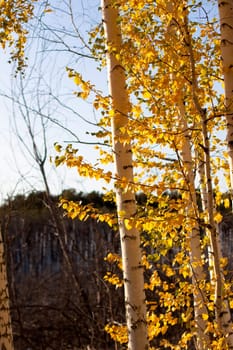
165 5 210 345
195 148 214 280
178 99 210 349
201 111 233 347
218 0 233 194
101 1 148 349
217 2 233 344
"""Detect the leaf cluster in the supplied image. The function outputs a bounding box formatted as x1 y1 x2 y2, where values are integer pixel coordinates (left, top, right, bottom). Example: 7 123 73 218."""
0 0 36 72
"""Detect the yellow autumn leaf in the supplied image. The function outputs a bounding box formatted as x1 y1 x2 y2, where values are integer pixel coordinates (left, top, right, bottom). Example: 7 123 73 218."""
105 324 128 343
207 302 215 311
214 212 222 224
165 266 175 277
167 238 173 248
202 313 209 321
142 220 156 231
108 109 115 117
124 218 132 230
142 90 152 99
76 91 89 100
224 198 230 209
54 142 62 152
180 265 190 279
44 7 53 13
73 73 83 85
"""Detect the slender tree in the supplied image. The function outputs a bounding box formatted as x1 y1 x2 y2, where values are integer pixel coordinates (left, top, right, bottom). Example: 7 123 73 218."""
165 8 210 346
177 98 210 349
183 11 233 346
218 0 233 195
101 1 148 349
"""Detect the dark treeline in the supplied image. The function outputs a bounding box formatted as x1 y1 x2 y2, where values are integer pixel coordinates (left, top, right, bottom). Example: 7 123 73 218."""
1 190 233 349
0 190 122 350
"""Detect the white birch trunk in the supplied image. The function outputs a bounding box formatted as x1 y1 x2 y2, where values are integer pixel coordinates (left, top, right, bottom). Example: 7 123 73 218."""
165 5 210 345
101 1 148 349
218 0 233 194
182 11 233 347
217 2 233 345
178 100 210 349
0 229 14 350
195 148 214 282
201 111 233 347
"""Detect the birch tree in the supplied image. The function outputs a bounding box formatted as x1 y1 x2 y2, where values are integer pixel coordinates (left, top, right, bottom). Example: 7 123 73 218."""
182 10 233 346
218 0 233 194
176 99 210 349
101 1 148 349
165 8 210 347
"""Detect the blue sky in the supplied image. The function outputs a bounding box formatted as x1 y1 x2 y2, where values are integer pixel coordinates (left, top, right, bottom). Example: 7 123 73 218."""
0 0 110 201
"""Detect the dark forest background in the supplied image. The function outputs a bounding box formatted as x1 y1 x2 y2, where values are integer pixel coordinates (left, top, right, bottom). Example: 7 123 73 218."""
1 190 233 350
0 190 122 350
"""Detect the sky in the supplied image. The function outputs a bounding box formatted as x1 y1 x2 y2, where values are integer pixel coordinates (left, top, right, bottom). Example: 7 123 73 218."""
0 0 111 202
